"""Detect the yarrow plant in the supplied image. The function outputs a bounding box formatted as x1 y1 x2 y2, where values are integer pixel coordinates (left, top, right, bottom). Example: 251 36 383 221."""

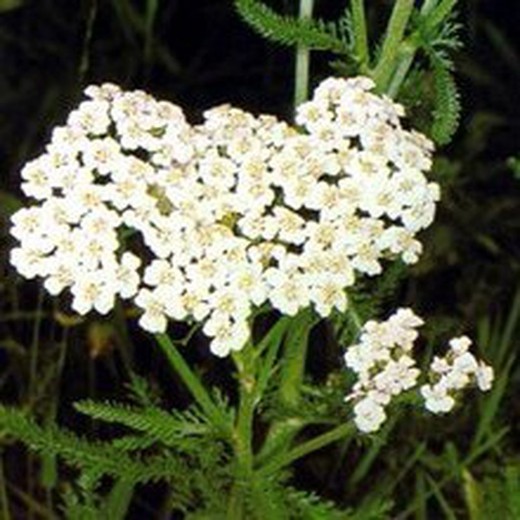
9 75 493 435
1 1 500 517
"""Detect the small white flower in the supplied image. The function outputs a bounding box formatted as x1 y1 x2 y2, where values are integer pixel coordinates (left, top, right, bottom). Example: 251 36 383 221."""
135 288 169 333
353 397 387 433
475 362 494 391
421 383 455 414
449 336 472 356
70 272 116 315
114 252 142 299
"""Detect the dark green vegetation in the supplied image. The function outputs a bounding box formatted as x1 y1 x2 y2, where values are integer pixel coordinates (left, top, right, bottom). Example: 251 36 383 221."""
0 0 519 518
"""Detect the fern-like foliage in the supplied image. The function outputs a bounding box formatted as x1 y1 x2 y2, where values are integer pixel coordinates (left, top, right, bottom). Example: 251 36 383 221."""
285 487 352 519
0 406 188 485
0 402 234 516
429 55 461 145
75 400 212 446
234 0 348 54
412 10 462 145
232 472 353 520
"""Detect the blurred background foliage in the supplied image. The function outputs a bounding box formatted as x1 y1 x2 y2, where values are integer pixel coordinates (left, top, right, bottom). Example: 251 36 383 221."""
0 0 519 518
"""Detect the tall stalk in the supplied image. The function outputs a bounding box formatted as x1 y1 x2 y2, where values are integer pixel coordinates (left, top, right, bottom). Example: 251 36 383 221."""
351 0 369 71
227 347 257 519
373 0 415 92
294 0 314 111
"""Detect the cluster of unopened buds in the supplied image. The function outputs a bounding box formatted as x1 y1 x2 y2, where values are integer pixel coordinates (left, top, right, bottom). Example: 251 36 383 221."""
10 76 439 357
344 309 494 433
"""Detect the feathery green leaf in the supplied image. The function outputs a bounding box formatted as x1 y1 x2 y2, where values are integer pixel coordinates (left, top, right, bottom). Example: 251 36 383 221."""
234 0 347 54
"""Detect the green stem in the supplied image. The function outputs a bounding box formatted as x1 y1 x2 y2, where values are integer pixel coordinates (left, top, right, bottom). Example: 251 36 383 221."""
420 0 437 16
423 0 456 30
28 288 44 399
351 0 369 70
373 0 415 92
228 347 257 519
384 0 457 98
386 41 416 98
256 311 317 467
255 317 292 398
278 309 317 409
258 423 354 478
294 0 314 111
78 0 98 85
155 334 228 433
348 304 363 333
144 0 159 63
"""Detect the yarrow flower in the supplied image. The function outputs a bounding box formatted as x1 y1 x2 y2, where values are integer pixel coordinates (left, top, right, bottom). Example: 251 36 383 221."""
344 309 494 433
11 77 439 357
344 308 423 433
420 335 494 413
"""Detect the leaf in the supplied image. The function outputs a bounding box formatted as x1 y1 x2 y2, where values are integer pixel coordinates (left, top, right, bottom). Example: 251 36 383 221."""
102 478 134 519
463 469 483 520
75 400 211 446
430 57 461 145
234 0 347 54
0 406 184 484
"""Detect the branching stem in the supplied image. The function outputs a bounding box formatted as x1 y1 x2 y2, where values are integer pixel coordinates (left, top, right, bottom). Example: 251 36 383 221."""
228 347 257 518
373 0 415 92
155 334 228 433
258 423 354 477
351 0 369 70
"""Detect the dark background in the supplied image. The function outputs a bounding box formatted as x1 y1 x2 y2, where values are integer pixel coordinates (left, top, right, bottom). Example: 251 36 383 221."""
0 0 519 517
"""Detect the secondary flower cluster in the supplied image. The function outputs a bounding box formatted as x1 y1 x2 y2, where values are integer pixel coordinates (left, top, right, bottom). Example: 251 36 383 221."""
420 336 494 413
11 77 439 356
344 308 423 432
344 309 494 433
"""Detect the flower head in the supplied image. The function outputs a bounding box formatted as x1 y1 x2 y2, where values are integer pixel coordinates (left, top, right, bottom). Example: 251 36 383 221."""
11 77 439 356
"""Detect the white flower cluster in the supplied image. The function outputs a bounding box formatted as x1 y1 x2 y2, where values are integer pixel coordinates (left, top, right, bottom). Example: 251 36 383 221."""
11 77 439 357
344 309 494 433
344 308 423 433
420 336 494 413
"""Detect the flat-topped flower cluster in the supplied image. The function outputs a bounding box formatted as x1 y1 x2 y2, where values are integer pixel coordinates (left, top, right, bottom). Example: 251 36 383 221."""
344 309 494 433
11 77 439 356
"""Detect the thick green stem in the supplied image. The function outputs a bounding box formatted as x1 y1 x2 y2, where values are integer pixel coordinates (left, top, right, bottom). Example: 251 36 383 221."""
423 0 456 30
28 288 44 400
294 0 314 111
255 311 317 467
386 41 416 98
228 347 257 519
155 334 228 433
420 0 437 16
351 0 369 70
373 0 415 92
348 303 363 333
383 0 458 98
278 309 317 409
258 423 354 478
